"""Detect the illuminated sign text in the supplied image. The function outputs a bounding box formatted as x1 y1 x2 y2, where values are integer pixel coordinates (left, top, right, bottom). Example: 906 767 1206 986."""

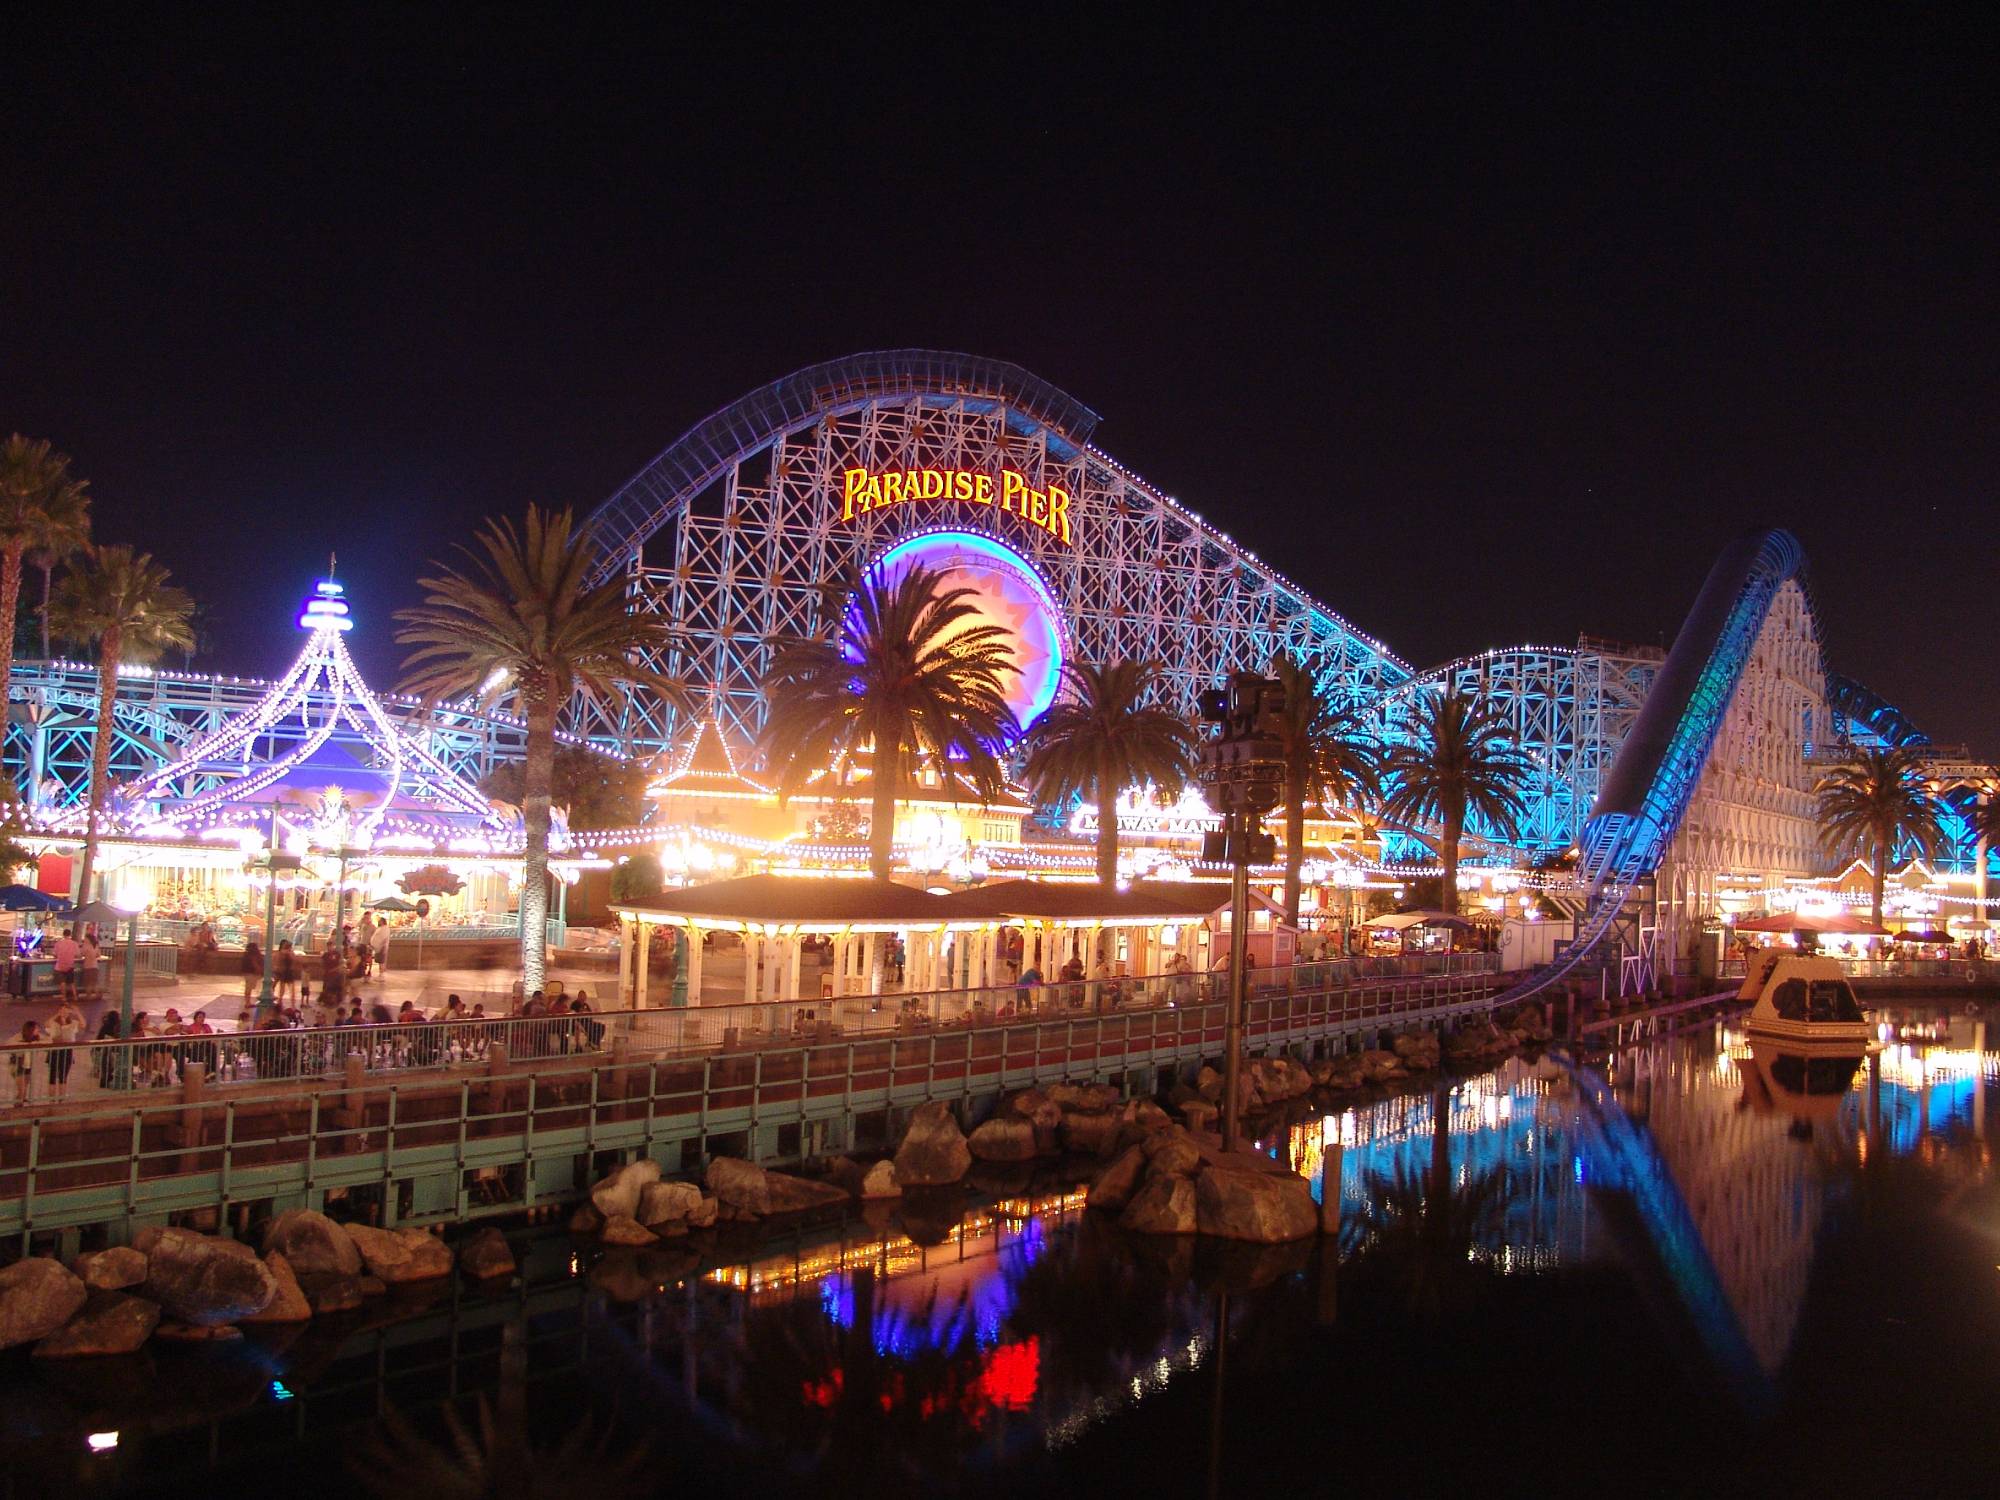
841 468 1073 544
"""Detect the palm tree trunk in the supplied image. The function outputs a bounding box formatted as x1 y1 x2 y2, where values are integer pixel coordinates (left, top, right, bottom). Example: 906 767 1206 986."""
1095 754 1119 888
1283 766 1306 928
518 689 555 994
36 558 53 660
75 623 120 905
1871 835 1888 934
1439 808 1463 917
868 753 898 881
0 542 23 710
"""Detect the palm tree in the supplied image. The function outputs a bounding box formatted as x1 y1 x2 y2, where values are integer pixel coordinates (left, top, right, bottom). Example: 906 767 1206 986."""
761 564 1019 880
49 546 194 903
0 435 93 699
396 506 670 993
1021 659 1196 888
1269 652 1380 927
1815 745 1946 931
1379 689 1530 916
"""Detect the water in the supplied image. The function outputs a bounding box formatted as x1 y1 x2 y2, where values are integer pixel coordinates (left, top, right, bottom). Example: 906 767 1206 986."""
14 999 2000 1498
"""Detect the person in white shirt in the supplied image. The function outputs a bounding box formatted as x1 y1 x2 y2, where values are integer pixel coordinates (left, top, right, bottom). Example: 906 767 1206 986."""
45 1000 84 1099
370 917 392 976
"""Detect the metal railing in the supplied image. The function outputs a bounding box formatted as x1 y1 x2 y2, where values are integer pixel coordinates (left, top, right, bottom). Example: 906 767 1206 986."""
1716 955 1990 984
0 955 1504 1111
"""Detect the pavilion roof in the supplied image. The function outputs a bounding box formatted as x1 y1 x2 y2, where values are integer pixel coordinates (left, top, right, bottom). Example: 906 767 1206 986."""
652 718 772 799
940 877 1254 923
611 873 959 927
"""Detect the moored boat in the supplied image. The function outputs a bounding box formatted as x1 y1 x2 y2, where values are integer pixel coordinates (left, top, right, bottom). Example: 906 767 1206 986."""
1736 952 1874 1046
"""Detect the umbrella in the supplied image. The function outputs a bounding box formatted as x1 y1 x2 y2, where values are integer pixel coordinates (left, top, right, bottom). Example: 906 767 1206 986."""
366 897 418 912
1733 911 1887 936
1891 929 1951 943
69 900 135 929
1365 910 1475 931
0 884 66 912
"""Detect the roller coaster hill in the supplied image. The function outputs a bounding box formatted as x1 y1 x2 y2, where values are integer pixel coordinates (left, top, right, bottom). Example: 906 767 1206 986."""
4 352 1992 995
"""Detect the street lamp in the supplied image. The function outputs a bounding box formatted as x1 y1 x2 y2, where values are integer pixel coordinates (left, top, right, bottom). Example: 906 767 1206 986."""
245 810 303 1021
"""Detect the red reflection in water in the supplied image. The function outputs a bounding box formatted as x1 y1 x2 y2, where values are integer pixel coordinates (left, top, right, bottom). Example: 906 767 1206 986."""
972 1338 1040 1411
797 1338 1041 1423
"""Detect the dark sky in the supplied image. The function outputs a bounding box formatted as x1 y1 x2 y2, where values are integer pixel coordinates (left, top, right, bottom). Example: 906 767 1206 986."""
6 10 1995 746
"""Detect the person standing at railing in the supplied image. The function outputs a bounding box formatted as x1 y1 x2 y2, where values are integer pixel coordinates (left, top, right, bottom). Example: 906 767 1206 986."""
92 1011 121 1090
46 997 83 1101
9 1019 43 1106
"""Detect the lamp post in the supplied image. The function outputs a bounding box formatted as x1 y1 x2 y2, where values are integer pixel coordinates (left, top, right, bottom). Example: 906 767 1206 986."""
246 810 303 1022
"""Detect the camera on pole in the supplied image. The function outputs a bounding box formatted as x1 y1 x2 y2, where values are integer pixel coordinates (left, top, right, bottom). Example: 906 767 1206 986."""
1196 669 1289 1153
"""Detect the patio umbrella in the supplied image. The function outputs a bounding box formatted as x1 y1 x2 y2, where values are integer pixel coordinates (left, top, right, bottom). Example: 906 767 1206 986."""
1732 911 1887 936
0 884 66 911
366 896 418 912
1365 910 1475 931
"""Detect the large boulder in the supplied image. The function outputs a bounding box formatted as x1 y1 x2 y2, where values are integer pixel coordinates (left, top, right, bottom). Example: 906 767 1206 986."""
599 1214 657 1247
1178 1098 1219 1132
34 1290 160 1357
1119 1174 1199 1235
967 1116 1038 1162
301 1274 366 1315
0 1259 89 1349
590 1158 664 1221
638 1181 705 1228
1358 1049 1407 1084
264 1210 364 1277
72 1247 148 1292
1140 1125 1203 1178
764 1171 852 1214
458 1227 517 1280
1007 1089 1062 1130
685 1194 719 1229
1195 1066 1223 1102
241 1252 311 1324
893 1101 972 1186
1086 1145 1148 1213
1194 1166 1318 1243
705 1157 772 1216
860 1160 901 1199
342 1224 453 1284
1061 1111 1122 1157
1121 1098 1173 1133
143 1229 279 1326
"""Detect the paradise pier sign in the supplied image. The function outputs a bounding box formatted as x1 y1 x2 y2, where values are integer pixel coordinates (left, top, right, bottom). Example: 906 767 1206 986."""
840 467 1074 544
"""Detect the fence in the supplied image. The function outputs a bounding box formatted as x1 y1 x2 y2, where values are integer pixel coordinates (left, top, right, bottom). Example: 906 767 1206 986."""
1718 956 1991 985
0 954 1504 1113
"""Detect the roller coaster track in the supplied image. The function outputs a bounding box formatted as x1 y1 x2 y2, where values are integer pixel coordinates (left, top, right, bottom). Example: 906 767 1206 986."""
1499 528 1811 1001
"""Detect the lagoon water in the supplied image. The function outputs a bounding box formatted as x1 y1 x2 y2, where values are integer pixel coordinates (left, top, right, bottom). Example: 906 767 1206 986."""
21 1001 2000 1499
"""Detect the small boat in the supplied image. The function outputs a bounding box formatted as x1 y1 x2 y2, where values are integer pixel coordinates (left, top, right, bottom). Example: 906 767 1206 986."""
1736 951 1874 1046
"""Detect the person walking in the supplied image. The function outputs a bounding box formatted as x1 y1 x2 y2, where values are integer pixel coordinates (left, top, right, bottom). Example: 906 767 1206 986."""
79 929 103 1001
274 939 298 1002
45 996 84 1101
50 926 79 1003
8 1020 43 1106
241 938 264 1002
321 939 347 1010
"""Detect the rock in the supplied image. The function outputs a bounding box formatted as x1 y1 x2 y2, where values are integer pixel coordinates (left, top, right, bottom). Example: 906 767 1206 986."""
0 1259 89 1349
860 1159 901 1198
685 1194 719 1229
638 1180 705 1227
599 1214 657 1246
1087 1145 1148 1213
357 1275 388 1297
705 1157 771 1216
143 1228 278 1326
1140 1125 1203 1178
1195 1066 1223 1102
568 1203 606 1235
342 1224 454 1284
1008 1089 1062 1129
155 1321 242 1342
1194 1166 1318 1243
241 1252 311 1324
1178 1098 1219 1131
33 1291 159 1357
1045 1083 1087 1110
302 1274 366 1315
589 1158 663 1221
1121 1098 1173 1132
457 1227 517 1281
71 1247 148 1292
893 1101 972 1186
1358 1049 1407 1084
967 1116 1038 1162
1249 1057 1313 1102
764 1171 851 1214
1061 1111 1122 1157
1119 1173 1199 1235
263 1209 363 1277
825 1156 866 1195
1079 1083 1122 1111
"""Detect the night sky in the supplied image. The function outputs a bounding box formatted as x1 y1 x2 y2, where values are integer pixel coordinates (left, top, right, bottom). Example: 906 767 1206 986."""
6 11 1994 746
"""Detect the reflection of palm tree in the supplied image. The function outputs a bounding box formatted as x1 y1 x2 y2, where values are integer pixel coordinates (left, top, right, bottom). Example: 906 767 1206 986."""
357 1317 650 1499
1005 1218 1201 1403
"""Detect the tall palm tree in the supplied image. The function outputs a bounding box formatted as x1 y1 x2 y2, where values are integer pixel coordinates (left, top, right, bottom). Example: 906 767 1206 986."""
1815 745 1945 931
396 506 670 992
1021 659 1196 888
761 564 1019 880
1269 652 1381 927
1378 689 1530 916
0 435 93 699
49 546 194 903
